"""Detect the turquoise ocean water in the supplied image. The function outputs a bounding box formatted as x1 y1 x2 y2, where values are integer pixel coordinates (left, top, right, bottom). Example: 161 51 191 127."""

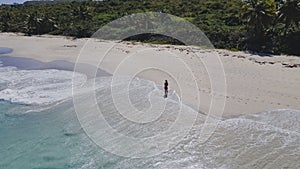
0 48 299 168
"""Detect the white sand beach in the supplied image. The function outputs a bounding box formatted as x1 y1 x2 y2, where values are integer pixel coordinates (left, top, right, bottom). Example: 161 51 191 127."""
0 32 299 117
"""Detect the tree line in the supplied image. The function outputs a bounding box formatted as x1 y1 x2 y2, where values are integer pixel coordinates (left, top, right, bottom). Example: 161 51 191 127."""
0 0 299 55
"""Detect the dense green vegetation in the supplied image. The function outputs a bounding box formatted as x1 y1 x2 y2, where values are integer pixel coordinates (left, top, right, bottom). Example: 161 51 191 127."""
0 0 299 55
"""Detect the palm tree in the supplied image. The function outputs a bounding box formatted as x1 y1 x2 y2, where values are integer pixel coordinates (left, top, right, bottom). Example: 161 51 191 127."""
24 12 39 35
0 12 11 32
278 0 300 35
242 0 277 36
24 9 57 35
242 0 277 51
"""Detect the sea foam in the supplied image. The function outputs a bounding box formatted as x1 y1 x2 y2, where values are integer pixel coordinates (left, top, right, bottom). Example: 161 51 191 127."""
0 62 299 168
0 65 87 105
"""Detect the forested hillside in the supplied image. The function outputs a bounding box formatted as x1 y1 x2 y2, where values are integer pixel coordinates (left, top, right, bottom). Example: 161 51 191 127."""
0 0 299 55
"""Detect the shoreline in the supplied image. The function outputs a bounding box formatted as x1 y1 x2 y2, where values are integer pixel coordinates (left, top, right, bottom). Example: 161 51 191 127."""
0 32 300 117
0 55 111 78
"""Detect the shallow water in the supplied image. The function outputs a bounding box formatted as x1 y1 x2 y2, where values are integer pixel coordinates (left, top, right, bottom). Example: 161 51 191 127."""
0 100 121 169
0 47 12 55
1 102 299 168
0 60 299 168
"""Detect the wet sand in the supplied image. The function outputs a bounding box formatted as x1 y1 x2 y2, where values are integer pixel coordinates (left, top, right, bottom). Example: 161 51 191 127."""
0 32 299 116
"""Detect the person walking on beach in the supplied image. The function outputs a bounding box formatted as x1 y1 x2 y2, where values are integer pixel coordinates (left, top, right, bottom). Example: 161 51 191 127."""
164 80 168 98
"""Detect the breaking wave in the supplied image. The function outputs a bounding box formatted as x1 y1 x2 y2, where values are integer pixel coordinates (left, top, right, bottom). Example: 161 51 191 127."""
0 63 299 168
